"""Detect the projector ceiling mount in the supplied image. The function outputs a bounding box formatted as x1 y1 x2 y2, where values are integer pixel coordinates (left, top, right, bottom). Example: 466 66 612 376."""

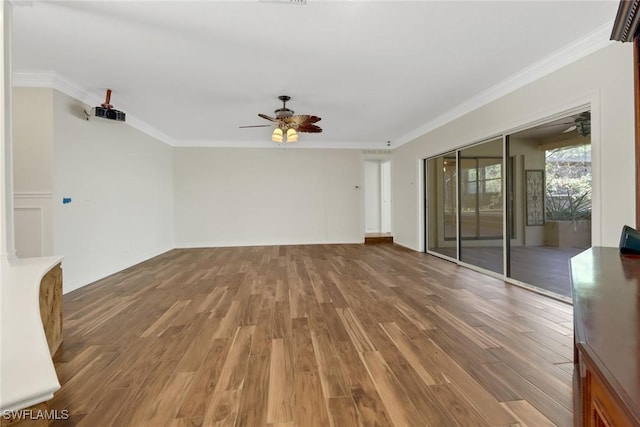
84 89 126 122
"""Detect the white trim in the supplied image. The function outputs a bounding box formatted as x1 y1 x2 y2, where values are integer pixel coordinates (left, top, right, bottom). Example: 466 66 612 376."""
392 239 419 252
394 22 614 148
416 157 424 252
175 239 364 250
172 139 388 150
13 191 52 199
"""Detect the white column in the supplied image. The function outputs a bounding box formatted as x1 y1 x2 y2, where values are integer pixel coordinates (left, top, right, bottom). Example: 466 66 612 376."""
0 0 15 263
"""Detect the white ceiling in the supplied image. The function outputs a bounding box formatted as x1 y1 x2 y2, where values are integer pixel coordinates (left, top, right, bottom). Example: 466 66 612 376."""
11 1 620 149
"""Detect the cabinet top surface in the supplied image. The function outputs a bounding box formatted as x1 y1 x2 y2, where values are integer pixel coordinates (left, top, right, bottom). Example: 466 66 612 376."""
571 247 640 421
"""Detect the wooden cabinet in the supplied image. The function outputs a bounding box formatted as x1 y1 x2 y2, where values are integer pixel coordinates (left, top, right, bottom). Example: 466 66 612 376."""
571 248 640 427
39 263 63 356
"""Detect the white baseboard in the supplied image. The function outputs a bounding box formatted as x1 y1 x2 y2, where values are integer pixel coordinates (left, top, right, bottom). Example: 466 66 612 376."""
174 239 364 249
393 239 420 252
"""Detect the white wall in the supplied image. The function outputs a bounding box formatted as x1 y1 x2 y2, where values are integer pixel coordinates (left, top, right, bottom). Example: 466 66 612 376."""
393 42 635 251
52 90 174 293
174 147 364 247
13 88 52 193
12 88 54 257
364 160 381 232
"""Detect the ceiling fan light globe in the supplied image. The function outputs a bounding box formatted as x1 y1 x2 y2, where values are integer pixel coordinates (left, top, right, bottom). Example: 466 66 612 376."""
286 128 298 143
272 128 283 143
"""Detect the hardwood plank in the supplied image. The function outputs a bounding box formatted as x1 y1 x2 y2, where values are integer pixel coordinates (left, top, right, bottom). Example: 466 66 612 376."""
216 326 254 391
328 397 362 427
235 353 271 427
144 371 195 426
293 372 331 427
202 389 241 427
431 383 490 427
332 342 394 427
379 322 438 386
336 308 376 353
482 361 572 426
359 351 428 427
292 317 316 374
267 339 294 424
311 330 350 398
412 338 517 425
176 338 232 419
141 300 191 337
501 399 556 427
385 361 461 426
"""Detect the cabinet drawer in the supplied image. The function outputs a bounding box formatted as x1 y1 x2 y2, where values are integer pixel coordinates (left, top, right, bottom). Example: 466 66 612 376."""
588 369 632 427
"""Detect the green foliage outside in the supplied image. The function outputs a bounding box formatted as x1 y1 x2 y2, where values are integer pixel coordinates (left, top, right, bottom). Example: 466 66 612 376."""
545 144 591 221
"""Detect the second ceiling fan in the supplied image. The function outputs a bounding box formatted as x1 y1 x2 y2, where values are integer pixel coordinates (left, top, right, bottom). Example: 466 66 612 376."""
240 95 322 143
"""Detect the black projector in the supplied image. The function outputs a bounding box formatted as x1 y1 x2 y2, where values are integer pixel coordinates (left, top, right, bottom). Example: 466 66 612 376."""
93 106 126 122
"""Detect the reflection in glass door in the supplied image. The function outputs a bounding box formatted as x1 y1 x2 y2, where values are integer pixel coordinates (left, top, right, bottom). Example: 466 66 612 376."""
458 138 504 274
426 152 457 259
506 112 592 298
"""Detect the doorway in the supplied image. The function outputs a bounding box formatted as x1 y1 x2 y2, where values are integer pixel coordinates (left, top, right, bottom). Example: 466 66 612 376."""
365 159 391 235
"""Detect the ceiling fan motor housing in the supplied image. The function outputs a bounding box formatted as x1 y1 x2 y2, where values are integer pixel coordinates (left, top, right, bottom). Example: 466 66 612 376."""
275 107 294 118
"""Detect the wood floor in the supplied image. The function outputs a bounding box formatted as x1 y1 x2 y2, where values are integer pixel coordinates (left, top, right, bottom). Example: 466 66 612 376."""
430 245 584 297
50 244 574 427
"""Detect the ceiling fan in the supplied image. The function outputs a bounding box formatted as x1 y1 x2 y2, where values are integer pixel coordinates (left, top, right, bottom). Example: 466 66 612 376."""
537 111 591 137
239 95 322 143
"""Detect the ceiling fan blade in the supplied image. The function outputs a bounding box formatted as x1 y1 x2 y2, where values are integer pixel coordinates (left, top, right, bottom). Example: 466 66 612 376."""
305 115 321 124
563 125 577 133
258 113 279 123
239 124 273 128
283 115 322 127
536 121 573 128
297 124 322 133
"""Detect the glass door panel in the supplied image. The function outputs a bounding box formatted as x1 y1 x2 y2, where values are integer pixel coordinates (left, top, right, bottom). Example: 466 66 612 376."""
426 153 457 259
459 138 504 274
507 119 592 298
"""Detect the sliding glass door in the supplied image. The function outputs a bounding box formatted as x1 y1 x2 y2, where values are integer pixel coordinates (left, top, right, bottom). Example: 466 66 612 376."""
425 139 504 274
424 109 591 301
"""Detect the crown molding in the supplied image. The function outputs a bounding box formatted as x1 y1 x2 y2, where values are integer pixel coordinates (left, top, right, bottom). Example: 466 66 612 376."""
611 0 639 42
393 21 615 149
173 139 388 150
13 70 177 146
